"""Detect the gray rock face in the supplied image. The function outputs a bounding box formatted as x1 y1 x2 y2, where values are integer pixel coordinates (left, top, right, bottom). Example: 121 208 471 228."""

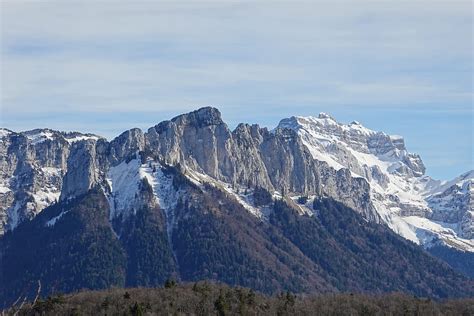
60 140 100 200
109 128 145 164
0 129 103 233
0 130 69 232
368 165 390 189
276 114 473 251
145 107 235 181
0 107 470 253
427 178 473 239
1 107 378 232
402 153 426 177
145 108 377 221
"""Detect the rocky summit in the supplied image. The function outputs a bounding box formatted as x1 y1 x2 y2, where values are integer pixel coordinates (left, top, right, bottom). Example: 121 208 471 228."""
278 114 473 250
1 107 471 250
0 107 473 306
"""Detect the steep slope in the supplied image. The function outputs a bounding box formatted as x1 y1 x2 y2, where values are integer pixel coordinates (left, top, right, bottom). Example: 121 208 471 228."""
278 114 473 252
105 155 335 294
426 171 474 240
2 171 473 308
1 107 473 307
0 128 103 234
428 244 474 278
270 197 472 297
0 189 126 306
144 107 377 221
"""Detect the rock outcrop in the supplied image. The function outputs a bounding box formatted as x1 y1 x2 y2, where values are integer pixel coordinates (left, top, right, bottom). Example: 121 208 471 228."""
0 129 103 233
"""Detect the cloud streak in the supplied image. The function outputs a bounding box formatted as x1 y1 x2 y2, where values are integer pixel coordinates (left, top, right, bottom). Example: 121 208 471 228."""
0 0 472 179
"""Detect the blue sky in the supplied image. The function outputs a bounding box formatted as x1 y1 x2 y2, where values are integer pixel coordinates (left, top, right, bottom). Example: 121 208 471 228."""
0 0 472 180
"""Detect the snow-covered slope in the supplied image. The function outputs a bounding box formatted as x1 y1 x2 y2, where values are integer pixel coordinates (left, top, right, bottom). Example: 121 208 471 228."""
106 157 178 220
105 155 273 227
278 113 473 252
106 155 183 246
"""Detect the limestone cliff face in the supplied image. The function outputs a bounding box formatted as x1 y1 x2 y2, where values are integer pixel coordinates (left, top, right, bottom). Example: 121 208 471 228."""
109 128 145 164
0 107 470 253
0 129 103 233
144 107 377 221
0 107 426 235
0 108 377 233
277 114 473 251
60 140 100 200
426 172 474 239
145 107 235 181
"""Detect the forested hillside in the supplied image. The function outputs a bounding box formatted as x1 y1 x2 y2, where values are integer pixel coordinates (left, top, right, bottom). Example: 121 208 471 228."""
2 173 472 308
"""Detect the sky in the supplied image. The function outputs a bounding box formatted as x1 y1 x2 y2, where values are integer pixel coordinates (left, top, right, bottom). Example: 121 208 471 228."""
0 0 472 180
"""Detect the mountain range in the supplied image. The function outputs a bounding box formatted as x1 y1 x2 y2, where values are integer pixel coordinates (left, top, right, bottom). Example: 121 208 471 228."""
0 107 472 306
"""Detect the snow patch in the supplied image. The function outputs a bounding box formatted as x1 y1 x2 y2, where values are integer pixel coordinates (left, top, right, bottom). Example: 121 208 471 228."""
41 167 62 177
403 216 474 252
107 157 181 259
185 168 269 219
289 195 316 216
6 202 21 230
106 157 182 234
0 129 11 138
106 158 142 219
390 135 403 140
140 160 181 261
25 130 55 145
0 185 11 194
65 135 101 144
46 210 70 227
32 189 60 210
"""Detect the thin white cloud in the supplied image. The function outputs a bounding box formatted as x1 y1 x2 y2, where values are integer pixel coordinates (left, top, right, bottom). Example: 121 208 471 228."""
1 1 471 113
0 0 472 179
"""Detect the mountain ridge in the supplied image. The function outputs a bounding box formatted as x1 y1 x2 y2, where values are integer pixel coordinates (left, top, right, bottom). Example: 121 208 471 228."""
1 107 473 306
277 113 473 251
1 107 470 252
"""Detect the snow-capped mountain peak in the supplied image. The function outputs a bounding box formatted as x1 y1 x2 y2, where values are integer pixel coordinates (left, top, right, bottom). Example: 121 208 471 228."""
278 113 473 252
1 108 472 253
